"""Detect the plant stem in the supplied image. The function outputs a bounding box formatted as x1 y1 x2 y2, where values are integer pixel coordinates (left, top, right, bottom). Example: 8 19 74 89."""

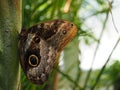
0 0 21 90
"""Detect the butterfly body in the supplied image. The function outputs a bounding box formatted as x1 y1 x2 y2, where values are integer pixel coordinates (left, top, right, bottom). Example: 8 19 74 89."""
19 19 77 84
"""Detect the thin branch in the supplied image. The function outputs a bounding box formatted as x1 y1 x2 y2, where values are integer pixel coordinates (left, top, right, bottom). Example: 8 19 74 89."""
83 13 109 90
107 0 120 35
91 1 120 89
91 37 120 90
55 68 82 89
72 57 81 90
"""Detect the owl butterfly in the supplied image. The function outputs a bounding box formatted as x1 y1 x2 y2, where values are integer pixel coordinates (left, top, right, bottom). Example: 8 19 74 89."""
19 19 77 85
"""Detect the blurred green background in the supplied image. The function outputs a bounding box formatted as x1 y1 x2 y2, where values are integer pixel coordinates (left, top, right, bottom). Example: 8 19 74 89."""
21 0 120 90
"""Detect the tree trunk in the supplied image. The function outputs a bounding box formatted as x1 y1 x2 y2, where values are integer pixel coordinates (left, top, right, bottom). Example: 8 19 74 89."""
0 0 21 90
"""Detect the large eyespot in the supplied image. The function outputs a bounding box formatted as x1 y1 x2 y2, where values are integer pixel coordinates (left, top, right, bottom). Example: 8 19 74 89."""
28 54 39 67
62 30 67 34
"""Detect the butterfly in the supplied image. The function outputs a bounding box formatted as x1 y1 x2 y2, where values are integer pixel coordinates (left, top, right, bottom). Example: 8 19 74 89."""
18 19 77 84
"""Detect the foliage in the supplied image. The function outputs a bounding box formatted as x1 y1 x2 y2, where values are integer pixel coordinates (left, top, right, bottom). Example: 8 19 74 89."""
87 60 120 90
104 60 120 90
105 60 120 81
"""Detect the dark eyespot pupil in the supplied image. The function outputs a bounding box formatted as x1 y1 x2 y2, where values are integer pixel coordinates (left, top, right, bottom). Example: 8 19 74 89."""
29 55 38 66
34 36 40 43
71 23 73 27
30 57 37 65
62 30 67 34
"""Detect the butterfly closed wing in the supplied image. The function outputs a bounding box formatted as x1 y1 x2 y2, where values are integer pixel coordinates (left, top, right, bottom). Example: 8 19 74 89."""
18 19 77 84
